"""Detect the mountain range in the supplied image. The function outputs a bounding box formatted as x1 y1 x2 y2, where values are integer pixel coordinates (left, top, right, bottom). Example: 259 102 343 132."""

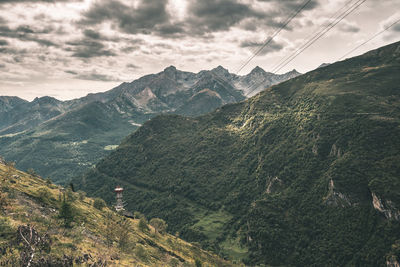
73 41 400 265
0 66 299 183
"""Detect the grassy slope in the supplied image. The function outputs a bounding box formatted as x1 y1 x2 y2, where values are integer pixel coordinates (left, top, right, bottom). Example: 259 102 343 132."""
0 162 233 266
75 41 400 265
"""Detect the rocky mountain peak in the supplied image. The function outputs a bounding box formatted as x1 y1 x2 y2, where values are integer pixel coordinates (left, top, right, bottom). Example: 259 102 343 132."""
250 66 266 75
211 65 231 79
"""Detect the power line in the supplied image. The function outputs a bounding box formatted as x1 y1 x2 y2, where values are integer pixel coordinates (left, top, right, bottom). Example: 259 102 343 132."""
268 0 356 71
338 17 400 61
235 0 313 75
271 0 367 74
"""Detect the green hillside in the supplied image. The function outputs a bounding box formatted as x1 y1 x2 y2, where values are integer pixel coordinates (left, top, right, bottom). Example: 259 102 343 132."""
0 160 232 266
74 41 400 265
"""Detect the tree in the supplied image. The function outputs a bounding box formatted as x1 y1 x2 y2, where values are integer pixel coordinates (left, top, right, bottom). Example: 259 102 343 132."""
104 212 116 248
59 197 75 228
116 217 131 250
93 198 106 210
149 218 167 234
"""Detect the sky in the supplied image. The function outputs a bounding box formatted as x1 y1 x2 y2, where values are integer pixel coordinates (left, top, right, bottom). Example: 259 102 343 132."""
0 0 399 101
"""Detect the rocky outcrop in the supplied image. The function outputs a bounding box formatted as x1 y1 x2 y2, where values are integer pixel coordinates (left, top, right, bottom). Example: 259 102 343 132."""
324 179 351 207
386 255 400 267
372 192 400 221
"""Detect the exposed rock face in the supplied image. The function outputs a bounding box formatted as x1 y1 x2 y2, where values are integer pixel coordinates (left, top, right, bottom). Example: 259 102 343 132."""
387 255 400 267
372 192 400 221
325 179 352 207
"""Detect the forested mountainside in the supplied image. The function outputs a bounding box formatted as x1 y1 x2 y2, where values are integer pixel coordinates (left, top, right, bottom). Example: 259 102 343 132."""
74 41 400 265
0 159 232 266
0 66 298 183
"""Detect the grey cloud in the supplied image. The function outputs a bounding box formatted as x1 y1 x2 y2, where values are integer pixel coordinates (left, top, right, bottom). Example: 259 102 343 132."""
75 71 120 81
126 63 140 69
0 0 82 3
338 22 360 33
257 0 319 12
81 0 170 35
389 23 400 32
0 39 8 46
0 63 5 68
0 24 58 47
66 39 116 58
0 47 27 55
65 70 78 75
240 38 284 55
186 0 266 34
83 29 101 40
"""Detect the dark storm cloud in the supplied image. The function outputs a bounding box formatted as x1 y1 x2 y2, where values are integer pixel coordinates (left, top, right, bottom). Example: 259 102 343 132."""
66 39 116 58
0 39 8 46
83 29 101 40
240 38 284 55
81 0 171 35
186 0 267 34
257 0 319 12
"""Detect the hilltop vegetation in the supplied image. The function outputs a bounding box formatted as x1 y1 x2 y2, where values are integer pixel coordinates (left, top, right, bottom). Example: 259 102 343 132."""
0 159 232 266
74 41 400 265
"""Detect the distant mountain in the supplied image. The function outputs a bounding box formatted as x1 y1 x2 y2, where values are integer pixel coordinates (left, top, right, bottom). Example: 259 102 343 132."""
74 41 400 265
0 66 299 183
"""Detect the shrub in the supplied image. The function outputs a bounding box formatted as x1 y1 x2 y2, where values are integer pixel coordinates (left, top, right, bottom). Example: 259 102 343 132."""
149 218 167 234
93 198 106 210
0 217 13 238
134 211 145 219
77 190 86 201
138 217 149 232
37 187 52 203
135 244 148 262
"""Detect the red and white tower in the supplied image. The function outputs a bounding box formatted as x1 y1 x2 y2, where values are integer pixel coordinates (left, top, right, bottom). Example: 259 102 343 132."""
114 186 125 211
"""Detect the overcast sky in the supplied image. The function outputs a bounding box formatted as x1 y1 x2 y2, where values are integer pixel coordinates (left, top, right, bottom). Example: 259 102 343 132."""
0 0 399 101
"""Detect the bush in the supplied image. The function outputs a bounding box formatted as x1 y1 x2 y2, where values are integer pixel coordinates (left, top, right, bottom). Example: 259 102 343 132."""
134 211 145 219
135 244 148 261
0 217 13 238
37 187 52 203
138 217 149 232
149 218 168 234
65 188 76 202
77 190 86 201
93 198 106 210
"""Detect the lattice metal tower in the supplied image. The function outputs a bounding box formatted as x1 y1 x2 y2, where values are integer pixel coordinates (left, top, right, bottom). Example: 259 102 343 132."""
114 186 125 211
